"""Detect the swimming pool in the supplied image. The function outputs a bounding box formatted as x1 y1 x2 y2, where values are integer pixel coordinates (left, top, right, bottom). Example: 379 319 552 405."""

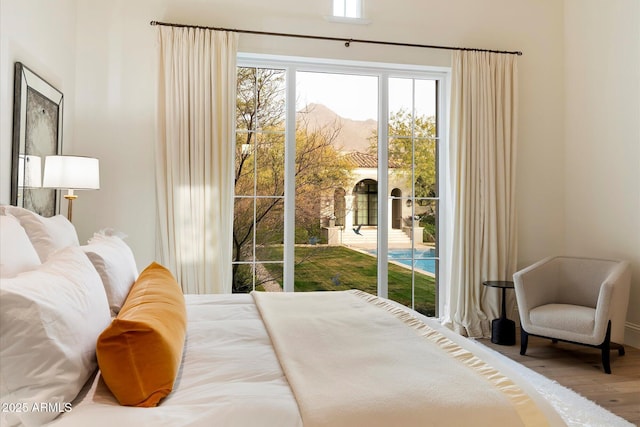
366 248 437 274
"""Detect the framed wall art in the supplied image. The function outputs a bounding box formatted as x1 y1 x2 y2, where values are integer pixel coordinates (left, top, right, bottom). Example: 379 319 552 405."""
10 62 64 216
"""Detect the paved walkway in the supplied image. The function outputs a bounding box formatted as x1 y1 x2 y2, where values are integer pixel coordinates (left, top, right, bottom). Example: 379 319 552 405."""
255 262 282 292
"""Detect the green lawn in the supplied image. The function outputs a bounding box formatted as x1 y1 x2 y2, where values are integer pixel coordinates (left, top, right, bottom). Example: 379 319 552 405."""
262 246 436 316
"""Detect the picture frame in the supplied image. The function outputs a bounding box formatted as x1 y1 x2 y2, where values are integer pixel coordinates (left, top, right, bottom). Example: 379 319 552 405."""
10 62 64 216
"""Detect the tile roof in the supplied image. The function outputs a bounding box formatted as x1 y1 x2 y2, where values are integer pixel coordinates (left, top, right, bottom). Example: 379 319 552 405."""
344 151 398 168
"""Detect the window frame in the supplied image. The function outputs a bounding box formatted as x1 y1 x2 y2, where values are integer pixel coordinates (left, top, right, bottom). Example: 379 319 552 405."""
332 0 362 19
235 53 450 315
325 0 370 24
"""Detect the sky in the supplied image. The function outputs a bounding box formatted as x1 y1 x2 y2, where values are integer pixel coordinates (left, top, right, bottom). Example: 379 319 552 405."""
296 71 437 121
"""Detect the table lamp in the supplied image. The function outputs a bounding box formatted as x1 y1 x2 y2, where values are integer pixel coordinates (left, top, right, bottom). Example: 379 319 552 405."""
43 155 100 222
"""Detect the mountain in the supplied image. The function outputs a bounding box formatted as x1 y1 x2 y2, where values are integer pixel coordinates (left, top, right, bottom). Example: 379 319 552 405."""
296 103 377 154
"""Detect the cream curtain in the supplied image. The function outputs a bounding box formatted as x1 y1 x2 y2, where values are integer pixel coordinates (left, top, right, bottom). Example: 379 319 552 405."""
443 50 519 337
155 26 238 293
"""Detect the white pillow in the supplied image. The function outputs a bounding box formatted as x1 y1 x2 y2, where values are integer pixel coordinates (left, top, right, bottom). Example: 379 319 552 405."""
82 231 138 316
0 214 41 278
3 206 79 262
0 246 111 427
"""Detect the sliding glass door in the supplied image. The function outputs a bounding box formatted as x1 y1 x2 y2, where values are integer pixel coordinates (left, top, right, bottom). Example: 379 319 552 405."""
386 77 439 316
232 56 446 316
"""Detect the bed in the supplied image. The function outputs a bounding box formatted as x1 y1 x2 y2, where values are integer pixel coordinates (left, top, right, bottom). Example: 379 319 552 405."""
0 206 633 427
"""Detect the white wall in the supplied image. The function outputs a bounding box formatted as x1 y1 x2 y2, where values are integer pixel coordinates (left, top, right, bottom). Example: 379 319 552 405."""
564 0 640 347
71 1 158 264
0 0 78 202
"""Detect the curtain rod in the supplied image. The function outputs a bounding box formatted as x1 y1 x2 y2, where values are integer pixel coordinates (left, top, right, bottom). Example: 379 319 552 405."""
149 21 523 56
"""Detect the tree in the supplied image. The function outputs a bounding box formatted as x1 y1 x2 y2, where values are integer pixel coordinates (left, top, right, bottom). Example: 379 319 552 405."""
368 108 438 241
233 68 353 292
372 108 437 197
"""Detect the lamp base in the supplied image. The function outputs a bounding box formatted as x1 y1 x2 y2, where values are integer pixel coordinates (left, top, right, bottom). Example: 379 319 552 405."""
63 194 78 222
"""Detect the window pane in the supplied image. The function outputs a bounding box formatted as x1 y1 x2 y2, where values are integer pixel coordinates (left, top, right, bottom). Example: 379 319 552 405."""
345 0 359 18
232 263 254 293
256 68 286 132
237 67 257 132
414 79 437 118
256 133 285 196
414 137 437 199
257 262 283 292
413 199 437 246
415 259 437 316
234 132 255 196
385 247 437 316
295 71 378 293
389 78 412 121
333 0 345 16
233 198 254 262
387 77 438 316
255 198 284 260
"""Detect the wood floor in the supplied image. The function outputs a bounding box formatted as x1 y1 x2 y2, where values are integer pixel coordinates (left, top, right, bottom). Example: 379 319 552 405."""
479 333 640 426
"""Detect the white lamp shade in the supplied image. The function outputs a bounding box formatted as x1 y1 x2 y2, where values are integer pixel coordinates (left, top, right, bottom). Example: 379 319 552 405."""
18 155 42 188
43 155 100 190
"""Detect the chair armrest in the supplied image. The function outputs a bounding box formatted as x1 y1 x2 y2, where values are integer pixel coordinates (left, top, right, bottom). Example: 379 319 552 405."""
594 261 631 343
592 281 614 340
604 260 631 291
594 260 631 321
513 257 558 313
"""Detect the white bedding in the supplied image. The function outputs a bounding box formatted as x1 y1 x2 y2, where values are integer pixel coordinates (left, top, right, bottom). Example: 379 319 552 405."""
48 293 633 427
49 294 302 427
254 290 560 427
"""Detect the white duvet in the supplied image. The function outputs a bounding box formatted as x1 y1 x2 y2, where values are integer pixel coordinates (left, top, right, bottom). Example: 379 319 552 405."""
48 293 632 427
50 294 302 427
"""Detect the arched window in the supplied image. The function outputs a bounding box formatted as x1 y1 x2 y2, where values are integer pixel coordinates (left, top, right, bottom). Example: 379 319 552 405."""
353 179 377 226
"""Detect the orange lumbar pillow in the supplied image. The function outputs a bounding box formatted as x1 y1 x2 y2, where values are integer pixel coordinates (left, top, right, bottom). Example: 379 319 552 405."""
96 262 186 407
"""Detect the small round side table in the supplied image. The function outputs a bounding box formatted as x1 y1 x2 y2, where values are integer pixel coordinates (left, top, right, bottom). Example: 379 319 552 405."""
482 280 516 346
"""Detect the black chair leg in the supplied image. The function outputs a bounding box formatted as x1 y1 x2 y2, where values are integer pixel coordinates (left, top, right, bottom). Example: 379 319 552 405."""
520 329 529 355
612 342 625 356
601 321 612 374
601 345 611 374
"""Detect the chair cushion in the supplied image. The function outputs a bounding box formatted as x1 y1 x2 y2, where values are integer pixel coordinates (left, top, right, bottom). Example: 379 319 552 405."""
529 303 595 335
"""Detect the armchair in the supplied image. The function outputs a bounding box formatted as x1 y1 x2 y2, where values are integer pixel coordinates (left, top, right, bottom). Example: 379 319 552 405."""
513 256 631 374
